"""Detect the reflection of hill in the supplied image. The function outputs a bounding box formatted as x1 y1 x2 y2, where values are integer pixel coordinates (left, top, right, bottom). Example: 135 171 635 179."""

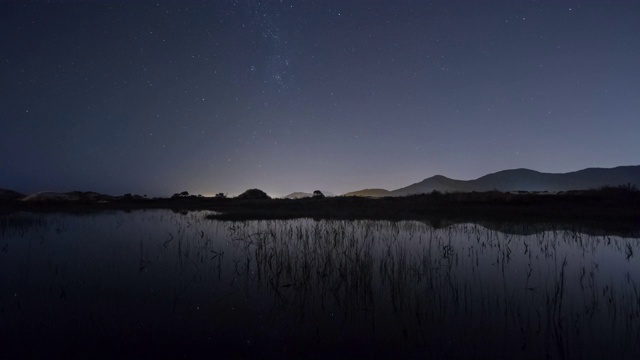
421 220 639 239
204 188 640 237
4 185 640 237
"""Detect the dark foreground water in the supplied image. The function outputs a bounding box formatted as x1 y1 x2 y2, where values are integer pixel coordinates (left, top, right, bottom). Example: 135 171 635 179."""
1 210 639 359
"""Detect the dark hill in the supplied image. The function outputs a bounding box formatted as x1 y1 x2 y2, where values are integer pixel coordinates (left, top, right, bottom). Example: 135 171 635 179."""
342 188 392 197
391 165 640 196
0 188 26 201
392 175 473 196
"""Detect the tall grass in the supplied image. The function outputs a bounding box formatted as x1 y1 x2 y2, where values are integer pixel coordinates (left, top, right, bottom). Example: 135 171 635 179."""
219 218 640 357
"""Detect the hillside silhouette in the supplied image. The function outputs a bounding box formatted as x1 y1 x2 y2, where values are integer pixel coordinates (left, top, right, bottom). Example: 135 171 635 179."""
0 188 26 201
386 166 640 196
342 188 392 197
283 191 335 199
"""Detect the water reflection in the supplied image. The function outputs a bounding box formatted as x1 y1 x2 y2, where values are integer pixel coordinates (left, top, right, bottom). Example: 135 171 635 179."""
1 211 639 358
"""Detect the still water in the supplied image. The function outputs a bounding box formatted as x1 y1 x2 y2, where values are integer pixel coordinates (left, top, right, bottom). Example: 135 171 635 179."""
1 210 639 358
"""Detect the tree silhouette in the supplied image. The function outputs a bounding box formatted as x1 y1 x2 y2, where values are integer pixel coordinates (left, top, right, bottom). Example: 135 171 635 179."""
313 190 325 198
171 191 190 198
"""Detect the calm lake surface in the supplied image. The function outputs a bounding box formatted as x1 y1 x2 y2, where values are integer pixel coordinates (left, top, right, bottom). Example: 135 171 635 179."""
1 210 639 358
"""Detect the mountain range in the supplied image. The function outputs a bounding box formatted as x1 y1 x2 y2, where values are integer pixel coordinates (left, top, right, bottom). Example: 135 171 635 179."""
347 165 640 197
2 165 639 201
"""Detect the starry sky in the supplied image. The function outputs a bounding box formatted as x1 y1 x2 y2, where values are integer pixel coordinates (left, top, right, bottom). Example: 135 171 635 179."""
1 1 639 197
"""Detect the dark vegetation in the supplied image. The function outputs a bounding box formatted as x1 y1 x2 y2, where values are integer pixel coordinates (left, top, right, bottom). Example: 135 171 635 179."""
236 188 271 199
2 185 639 235
205 186 640 236
0 189 26 201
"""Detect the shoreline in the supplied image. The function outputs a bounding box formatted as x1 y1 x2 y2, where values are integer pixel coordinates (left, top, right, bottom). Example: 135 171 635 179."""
2 188 639 236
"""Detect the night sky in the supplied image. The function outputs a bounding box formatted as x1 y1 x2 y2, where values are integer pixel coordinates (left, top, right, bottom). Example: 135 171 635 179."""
2 1 639 197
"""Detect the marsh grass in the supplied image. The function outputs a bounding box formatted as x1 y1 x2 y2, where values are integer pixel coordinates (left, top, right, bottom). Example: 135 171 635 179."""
215 218 640 357
0 213 48 237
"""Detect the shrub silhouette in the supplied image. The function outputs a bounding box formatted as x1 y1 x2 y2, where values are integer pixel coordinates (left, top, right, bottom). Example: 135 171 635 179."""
312 190 325 198
237 188 271 200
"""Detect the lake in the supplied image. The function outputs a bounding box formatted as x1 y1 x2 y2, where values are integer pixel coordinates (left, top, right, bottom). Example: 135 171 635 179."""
1 210 639 358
